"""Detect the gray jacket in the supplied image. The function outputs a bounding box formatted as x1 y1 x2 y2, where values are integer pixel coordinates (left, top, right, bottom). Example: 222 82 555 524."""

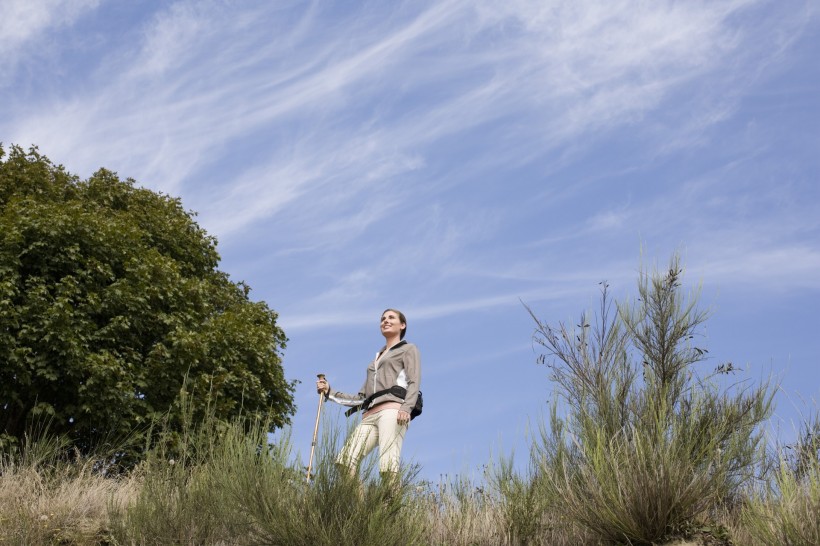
329 340 421 416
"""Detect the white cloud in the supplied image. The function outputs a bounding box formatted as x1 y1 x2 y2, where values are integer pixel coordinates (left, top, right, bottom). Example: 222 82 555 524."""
691 244 820 292
4 0 816 314
0 0 99 60
7 0 795 196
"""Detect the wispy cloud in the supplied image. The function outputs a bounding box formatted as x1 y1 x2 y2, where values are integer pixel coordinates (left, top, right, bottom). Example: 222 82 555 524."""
7 1 797 205
0 0 99 76
3 0 816 328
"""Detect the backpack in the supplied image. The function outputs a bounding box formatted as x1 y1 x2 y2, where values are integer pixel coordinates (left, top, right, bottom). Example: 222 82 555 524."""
409 389 423 420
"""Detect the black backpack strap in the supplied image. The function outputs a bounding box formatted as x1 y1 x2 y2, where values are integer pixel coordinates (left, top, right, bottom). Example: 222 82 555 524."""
344 385 408 417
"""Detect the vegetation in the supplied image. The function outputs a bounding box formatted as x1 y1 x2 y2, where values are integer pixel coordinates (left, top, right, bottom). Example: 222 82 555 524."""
3 413 817 545
1 142 816 544
2 255 817 545
739 415 820 545
519 257 774 544
0 144 295 462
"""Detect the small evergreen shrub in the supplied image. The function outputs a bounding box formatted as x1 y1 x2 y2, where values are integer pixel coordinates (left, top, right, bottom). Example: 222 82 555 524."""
526 256 773 544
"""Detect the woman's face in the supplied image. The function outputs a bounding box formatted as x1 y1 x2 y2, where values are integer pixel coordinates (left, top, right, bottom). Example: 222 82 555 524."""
380 310 406 339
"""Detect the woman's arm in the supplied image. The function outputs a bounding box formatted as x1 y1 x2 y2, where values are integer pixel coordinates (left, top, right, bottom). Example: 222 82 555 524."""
317 377 367 407
398 344 421 417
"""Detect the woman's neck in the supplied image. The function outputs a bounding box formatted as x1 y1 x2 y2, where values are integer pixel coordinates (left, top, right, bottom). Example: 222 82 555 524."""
383 334 402 349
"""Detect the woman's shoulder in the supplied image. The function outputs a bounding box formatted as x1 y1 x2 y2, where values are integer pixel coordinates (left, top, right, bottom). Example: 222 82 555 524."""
396 340 419 354
385 340 419 353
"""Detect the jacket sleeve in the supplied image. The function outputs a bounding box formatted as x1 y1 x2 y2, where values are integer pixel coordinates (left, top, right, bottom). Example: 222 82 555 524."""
399 344 421 415
327 377 367 407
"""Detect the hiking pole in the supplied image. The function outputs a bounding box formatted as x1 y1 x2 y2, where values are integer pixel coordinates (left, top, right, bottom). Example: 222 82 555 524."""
306 373 326 483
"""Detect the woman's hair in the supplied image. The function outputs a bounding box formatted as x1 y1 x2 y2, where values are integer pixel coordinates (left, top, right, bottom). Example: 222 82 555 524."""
382 308 407 340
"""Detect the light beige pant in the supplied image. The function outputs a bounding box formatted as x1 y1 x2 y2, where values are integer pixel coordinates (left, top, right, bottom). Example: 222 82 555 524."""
338 408 407 473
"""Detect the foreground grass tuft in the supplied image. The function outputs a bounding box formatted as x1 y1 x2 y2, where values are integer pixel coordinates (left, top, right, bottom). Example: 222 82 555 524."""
739 417 820 546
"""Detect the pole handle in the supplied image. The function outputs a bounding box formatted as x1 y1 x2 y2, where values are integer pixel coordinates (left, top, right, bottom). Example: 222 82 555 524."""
306 373 327 483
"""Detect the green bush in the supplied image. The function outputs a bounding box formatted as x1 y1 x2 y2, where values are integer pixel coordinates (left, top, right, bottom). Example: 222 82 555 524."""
526 256 773 545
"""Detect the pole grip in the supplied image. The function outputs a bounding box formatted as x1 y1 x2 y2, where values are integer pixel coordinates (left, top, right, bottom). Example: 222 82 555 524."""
306 373 327 483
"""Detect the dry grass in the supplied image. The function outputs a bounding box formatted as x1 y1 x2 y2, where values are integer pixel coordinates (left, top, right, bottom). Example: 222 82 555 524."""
737 460 820 545
0 426 818 546
421 476 504 545
0 454 137 544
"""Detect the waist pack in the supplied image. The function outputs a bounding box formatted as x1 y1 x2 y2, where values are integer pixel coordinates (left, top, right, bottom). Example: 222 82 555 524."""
345 385 423 420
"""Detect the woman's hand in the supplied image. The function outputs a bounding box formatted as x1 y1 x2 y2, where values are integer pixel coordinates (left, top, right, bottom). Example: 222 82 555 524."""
397 410 410 426
316 378 329 395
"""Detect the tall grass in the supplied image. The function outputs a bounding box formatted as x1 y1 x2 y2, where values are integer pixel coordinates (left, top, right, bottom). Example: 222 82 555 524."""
208 416 428 546
739 415 820 545
740 455 820 545
105 411 428 545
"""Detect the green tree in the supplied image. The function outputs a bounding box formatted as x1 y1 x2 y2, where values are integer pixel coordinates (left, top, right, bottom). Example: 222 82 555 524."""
0 144 295 459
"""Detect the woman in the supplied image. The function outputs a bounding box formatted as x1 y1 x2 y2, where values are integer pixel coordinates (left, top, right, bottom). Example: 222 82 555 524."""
316 308 421 477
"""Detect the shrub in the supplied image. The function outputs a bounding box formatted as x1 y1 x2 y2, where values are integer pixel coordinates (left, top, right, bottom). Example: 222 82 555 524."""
526 255 773 544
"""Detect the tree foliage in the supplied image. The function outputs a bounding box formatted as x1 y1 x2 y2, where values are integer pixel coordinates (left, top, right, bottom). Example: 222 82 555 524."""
0 144 295 459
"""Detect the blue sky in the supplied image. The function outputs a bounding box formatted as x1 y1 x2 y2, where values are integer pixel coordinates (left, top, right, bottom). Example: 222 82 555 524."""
2 0 819 481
